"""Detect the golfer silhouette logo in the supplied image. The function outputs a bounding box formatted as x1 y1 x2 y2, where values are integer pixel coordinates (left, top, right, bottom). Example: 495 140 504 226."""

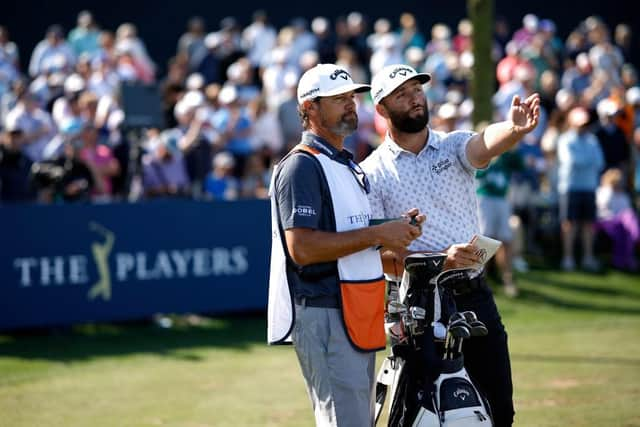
475 248 488 263
88 222 115 301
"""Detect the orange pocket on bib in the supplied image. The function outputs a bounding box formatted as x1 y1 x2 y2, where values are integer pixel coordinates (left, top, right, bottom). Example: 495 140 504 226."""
340 279 386 352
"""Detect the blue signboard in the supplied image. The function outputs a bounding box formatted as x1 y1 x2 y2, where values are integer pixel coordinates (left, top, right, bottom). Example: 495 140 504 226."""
0 200 271 330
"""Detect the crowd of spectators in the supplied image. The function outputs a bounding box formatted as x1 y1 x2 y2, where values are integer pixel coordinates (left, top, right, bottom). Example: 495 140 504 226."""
1 10 638 269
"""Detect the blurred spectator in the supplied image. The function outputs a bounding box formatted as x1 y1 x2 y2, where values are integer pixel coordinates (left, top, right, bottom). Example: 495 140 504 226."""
0 121 35 202
311 17 337 64
203 151 238 200
261 47 299 110
52 73 85 126
29 25 76 78
614 24 632 62
276 75 303 151
77 122 120 201
595 168 639 271
142 131 190 198
240 152 268 199
561 52 592 94
557 107 605 271
35 118 97 203
476 148 525 297
248 95 283 157
168 90 212 197
397 12 425 52
0 25 19 70
344 12 370 67
452 19 473 54
210 85 254 177
177 16 207 71
242 10 277 72
4 90 55 162
114 23 155 83
594 98 630 176
493 16 511 55
67 10 101 58
512 14 538 48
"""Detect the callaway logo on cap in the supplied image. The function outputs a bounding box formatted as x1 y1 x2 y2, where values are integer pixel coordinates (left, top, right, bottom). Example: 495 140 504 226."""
371 64 431 104
297 63 371 104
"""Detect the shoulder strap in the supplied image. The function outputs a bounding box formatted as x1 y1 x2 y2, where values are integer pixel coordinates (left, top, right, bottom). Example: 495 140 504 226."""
272 147 337 278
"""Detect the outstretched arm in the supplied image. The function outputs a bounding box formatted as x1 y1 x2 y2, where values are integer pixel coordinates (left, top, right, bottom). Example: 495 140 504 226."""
466 93 541 169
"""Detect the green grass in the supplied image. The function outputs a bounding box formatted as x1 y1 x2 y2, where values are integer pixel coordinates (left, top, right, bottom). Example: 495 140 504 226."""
1 267 639 427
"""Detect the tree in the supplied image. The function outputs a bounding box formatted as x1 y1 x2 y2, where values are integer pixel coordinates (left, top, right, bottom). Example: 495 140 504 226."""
468 0 494 126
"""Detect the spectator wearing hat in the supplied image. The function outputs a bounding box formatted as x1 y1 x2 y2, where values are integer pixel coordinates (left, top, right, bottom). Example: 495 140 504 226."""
210 85 254 177
52 73 86 127
168 90 212 197
557 107 605 271
594 98 630 176
0 120 35 202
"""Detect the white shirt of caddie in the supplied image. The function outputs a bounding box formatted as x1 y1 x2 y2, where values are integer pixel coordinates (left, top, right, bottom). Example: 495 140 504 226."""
360 127 480 252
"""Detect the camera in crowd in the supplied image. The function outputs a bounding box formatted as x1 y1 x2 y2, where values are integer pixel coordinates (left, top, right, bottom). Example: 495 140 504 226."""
29 161 66 190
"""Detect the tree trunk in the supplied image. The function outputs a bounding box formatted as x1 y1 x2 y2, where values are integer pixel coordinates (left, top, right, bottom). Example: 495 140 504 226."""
468 0 494 127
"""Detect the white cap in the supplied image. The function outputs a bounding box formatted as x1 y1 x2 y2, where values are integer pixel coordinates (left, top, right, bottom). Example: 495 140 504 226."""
296 63 370 105
568 107 590 127
438 102 458 120
626 87 640 106
596 98 619 118
218 85 238 105
64 73 86 93
371 64 431 105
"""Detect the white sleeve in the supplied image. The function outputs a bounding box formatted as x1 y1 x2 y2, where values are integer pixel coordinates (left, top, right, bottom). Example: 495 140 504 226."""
454 130 478 174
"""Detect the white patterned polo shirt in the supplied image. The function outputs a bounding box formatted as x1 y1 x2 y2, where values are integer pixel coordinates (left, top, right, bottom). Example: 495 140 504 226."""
360 127 480 252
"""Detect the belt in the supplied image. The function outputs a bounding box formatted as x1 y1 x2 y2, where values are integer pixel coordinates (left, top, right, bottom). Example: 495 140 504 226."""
294 294 340 308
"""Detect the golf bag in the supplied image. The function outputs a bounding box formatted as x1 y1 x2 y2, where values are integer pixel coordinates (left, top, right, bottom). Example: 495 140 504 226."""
375 253 493 427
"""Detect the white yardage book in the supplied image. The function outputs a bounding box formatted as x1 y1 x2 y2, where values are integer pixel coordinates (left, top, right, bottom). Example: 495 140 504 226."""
469 234 502 271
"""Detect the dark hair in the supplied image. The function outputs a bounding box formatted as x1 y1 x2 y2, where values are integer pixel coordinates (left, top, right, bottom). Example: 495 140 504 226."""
297 98 320 130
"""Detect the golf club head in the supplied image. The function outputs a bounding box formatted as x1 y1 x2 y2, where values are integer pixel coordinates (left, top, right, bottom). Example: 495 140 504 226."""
388 301 407 314
460 311 488 336
404 253 448 288
468 322 488 336
410 306 426 320
461 311 479 323
447 320 471 339
432 268 476 295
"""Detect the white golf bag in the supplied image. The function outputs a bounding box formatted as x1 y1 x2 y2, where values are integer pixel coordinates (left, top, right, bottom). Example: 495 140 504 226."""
375 253 493 427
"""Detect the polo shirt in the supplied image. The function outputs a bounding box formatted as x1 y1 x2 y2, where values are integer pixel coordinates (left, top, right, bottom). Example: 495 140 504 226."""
275 132 361 298
360 127 480 252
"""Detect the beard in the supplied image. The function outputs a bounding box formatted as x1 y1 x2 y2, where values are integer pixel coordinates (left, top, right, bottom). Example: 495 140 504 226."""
388 106 429 133
323 112 358 136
